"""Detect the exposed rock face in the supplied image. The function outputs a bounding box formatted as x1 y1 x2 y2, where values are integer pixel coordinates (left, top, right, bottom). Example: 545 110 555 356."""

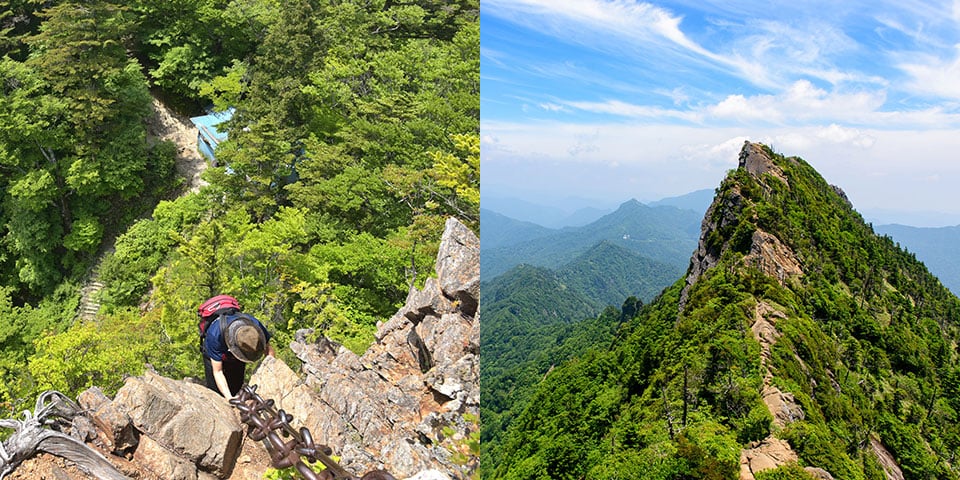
871 436 905 480
679 184 744 311
751 303 804 430
739 437 798 479
252 217 479 479
831 185 852 208
77 387 138 454
683 143 824 480
6 217 477 480
744 230 802 285
681 142 801 311
805 467 836 480
681 142 805 313
435 218 480 318
739 141 788 185
134 435 200 480
111 370 243 479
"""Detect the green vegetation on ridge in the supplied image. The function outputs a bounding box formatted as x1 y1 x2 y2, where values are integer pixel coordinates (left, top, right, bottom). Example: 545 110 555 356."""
489 144 960 480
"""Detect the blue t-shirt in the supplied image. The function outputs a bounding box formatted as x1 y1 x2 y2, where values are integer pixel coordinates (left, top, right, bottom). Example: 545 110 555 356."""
203 314 271 361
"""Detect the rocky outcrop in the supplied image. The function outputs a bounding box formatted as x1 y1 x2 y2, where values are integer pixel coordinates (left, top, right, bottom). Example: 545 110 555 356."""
4 217 477 480
738 141 788 185
744 230 803 285
77 387 138 455
751 303 804 431
112 371 243 479
683 144 819 480
739 303 808 480
871 436 905 480
679 184 744 311
251 217 479 479
681 142 804 312
739 438 797 479
805 467 836 480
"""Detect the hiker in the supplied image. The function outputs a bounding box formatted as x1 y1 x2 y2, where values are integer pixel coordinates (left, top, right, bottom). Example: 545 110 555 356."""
198 295 275 398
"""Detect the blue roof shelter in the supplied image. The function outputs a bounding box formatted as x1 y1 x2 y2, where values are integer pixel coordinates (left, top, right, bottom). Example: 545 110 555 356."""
189 108 233 166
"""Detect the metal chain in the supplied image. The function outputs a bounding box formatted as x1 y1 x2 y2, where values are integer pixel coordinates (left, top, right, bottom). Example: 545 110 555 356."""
230 384 396 480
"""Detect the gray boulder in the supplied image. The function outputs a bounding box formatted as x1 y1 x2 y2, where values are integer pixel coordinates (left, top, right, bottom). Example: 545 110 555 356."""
112 371 243 478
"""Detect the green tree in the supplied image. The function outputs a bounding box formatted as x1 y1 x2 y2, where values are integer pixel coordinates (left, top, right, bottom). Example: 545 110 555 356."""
0 1 164 294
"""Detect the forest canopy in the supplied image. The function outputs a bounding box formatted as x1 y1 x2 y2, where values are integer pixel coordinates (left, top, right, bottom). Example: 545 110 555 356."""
0 0 478 412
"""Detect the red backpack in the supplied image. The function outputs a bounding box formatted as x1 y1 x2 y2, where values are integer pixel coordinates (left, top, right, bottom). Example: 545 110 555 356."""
197 295 241 340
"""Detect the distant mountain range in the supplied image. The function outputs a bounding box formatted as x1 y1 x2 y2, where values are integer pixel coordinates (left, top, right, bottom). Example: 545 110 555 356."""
480 209 555 251
482 189 714 229
648 188 714 213
483 190 960 297
480 196 617 229
480 201 701 469
480 199 702 281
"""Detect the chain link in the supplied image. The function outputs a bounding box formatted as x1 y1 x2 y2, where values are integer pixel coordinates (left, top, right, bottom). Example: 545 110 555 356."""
230 384 396 480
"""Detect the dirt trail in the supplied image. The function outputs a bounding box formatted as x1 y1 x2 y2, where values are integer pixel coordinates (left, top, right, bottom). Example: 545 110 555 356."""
739 302 804 480
75 96 207 322
146 95 208 193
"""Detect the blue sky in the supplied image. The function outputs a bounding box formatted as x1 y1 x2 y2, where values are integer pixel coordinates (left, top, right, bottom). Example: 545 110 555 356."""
481 0 960 226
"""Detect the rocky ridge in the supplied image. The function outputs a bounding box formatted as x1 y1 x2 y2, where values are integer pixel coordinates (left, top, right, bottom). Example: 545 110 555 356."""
687 142 907 480
251 217 479 478
4 217 478 480
680 142 800 312
685 142 813 479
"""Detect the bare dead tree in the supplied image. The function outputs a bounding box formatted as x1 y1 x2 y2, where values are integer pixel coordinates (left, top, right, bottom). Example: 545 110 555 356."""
0 391 128 480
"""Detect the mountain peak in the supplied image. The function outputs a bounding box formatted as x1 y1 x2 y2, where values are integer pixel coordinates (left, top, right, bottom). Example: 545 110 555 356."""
616 198 645 210
680 142 809 311
738 141 788 184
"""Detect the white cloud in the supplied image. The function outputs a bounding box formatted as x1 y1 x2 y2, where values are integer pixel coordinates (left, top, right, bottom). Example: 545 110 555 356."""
706 81 888 124
680 136 750 169
481 0 777 89
560 99 702 121
659 87 691 105
480 47 509 69
481 120 960 219
540 77 960 129
898 46 960 100
482 0 686 47
815 124 876 148
539 102 569 112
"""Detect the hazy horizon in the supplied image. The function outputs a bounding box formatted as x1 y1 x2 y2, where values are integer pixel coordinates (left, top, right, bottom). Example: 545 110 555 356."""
482 189 960 229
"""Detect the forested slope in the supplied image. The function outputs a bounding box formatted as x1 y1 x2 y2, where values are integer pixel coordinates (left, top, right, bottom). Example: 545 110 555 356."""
480 262 639 475
875 223 960 295
558 240 679 307
0 0 477 415
480 239 677 477
480 208 556 250
491 142 960 480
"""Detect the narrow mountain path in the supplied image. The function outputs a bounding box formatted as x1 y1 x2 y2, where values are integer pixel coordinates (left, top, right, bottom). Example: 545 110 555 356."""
77 272 104 322
739 301 905 480
75 95 207 321
146 95 208 193
739 302 804 480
